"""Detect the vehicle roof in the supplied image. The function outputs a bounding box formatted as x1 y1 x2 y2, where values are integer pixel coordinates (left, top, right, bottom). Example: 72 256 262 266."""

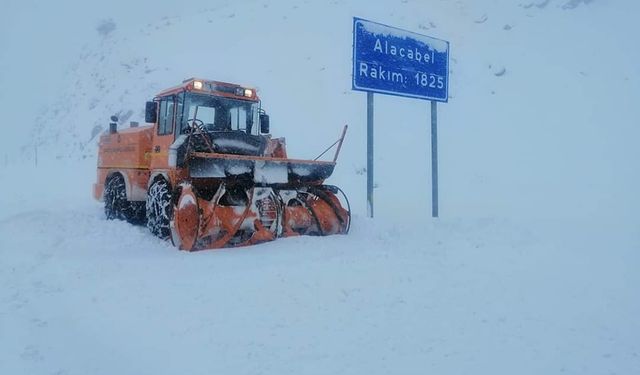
155 78 260 102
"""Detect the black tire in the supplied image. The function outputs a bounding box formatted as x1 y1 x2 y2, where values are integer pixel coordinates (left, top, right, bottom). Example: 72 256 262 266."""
128 201 147 225
104 174 133 221
146 178 172 239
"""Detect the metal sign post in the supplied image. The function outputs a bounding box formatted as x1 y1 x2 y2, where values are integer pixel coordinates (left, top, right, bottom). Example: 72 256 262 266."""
431 101 438 218
367 92 374 217
352 17 449 219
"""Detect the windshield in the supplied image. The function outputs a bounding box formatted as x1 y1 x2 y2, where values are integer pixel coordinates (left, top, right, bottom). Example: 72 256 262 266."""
179 93 259 135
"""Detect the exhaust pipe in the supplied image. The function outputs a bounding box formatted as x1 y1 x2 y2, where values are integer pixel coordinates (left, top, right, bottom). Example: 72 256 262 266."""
109 115 118 134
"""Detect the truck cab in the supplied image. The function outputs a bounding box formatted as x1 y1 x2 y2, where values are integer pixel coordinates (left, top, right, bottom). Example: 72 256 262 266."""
94 79 276 222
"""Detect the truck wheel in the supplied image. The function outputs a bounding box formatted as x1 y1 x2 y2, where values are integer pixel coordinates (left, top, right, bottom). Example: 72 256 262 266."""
128 201 147 225
146 178 172 239
104 174 129 221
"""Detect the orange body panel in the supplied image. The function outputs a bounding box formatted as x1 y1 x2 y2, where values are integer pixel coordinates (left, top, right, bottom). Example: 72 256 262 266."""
264 138 288 159
148 133 175 171
95 126 154 201
97 126 154 169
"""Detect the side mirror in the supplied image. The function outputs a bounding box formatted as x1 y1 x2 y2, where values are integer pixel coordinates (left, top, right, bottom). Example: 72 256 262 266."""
145 101 158 123
259 113 270 134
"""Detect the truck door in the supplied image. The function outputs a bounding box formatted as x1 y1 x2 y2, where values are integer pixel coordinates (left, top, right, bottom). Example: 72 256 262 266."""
150 96 176 170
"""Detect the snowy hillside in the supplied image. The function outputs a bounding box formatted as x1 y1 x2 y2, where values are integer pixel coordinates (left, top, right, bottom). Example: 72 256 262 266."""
1 0 639 374
3 0 639 219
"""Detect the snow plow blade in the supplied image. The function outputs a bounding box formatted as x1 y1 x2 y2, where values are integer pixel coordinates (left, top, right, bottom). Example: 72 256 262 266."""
171 182 350 251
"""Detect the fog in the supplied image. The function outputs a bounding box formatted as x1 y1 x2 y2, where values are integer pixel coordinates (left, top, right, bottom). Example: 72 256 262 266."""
1 2 639 373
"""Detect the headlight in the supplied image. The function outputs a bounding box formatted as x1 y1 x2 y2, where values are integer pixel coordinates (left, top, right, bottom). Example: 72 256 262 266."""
193 80 203 90
244 89 253 97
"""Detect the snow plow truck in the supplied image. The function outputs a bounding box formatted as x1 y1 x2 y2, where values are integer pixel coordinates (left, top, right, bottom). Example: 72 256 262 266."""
94 78 350 251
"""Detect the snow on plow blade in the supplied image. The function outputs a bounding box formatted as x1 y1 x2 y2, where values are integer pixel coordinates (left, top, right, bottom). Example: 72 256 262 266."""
188 153 336 185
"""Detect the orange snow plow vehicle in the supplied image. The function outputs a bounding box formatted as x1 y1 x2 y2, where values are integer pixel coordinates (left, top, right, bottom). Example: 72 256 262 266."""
94 78 350 251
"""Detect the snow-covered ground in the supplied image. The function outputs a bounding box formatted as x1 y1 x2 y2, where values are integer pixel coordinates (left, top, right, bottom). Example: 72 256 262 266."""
1 0 639 374
1 159 638 375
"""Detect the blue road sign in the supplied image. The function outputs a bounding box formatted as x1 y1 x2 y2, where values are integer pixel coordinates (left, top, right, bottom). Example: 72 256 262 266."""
352 17 450 102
